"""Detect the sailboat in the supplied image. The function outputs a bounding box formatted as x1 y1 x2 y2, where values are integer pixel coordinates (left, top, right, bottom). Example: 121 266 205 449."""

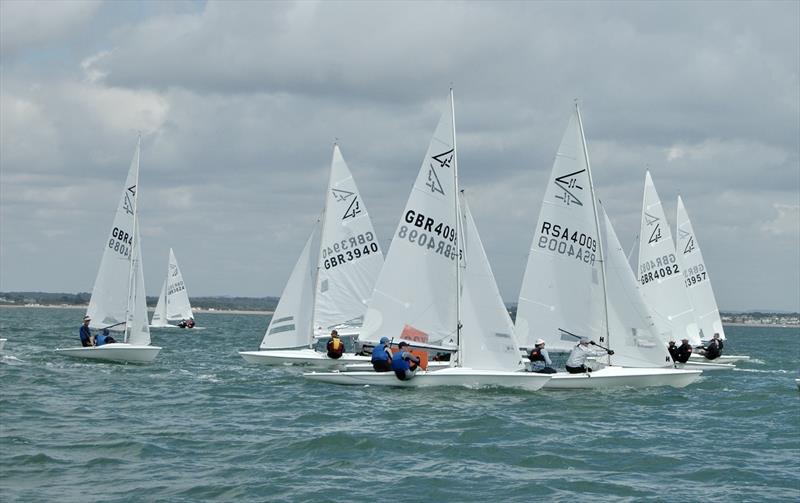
675 196 749 363
304 91 552 391
55 137 161 363
637 173 733 371
515 104 701 389
150 248 200 329
239 145 384 367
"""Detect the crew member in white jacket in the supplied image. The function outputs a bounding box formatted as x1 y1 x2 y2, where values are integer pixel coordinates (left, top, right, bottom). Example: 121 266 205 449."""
565 338 613 374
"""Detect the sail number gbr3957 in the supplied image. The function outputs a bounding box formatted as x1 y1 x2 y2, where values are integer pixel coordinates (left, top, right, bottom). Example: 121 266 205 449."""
322 231 379 270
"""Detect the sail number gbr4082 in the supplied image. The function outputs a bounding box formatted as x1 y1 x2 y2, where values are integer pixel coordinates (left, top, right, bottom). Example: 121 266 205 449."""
639 253 679 285
322 231 379 270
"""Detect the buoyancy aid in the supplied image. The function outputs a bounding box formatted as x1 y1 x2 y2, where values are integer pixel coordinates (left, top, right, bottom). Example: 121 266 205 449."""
327 338 344 357
391 351 410 372
529 347 545 362
371 344 390 362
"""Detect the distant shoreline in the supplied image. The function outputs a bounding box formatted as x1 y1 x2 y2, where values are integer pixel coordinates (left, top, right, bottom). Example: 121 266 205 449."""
1 304 797 327
0 304 274 316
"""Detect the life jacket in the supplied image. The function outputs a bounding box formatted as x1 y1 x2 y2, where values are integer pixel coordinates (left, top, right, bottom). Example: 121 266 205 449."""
371 344 390 362
529 348 545 362
704 341 720 360
391 351 410 372
327 338 344 357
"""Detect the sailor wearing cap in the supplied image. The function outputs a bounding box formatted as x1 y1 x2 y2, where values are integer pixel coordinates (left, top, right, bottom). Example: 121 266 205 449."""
371 336 393 372
564 337 612 374
528 338 557 374
79 315 94 347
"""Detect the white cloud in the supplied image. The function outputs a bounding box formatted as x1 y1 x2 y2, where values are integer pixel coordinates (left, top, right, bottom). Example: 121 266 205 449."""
761 203 800 236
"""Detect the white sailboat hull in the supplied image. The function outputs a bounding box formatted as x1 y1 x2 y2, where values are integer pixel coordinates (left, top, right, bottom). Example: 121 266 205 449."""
343 361 452 372
238 348 370 368
303 367 552 391
689 353 749 364
55 343 161 363
675 361 735 371
542 366 702 389
149 324 205 330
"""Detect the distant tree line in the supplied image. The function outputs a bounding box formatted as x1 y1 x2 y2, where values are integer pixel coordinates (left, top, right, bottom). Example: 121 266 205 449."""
0 292 279 312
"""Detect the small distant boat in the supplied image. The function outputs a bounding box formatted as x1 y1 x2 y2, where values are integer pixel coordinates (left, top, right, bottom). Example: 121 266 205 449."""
150 248 201 329
239 144 383 368
55 137 160 364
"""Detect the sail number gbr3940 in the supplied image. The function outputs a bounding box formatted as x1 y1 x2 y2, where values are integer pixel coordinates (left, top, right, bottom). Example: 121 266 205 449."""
322 231 379 270
108 227 132 258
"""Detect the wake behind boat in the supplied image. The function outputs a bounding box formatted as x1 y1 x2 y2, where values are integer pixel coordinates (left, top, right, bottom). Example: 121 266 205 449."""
55 136 161 364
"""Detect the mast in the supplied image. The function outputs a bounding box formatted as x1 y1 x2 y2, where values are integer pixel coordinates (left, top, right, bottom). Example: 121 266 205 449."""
575 102 611 363
124 134 142 343
309 144 335 348
451 88 463 365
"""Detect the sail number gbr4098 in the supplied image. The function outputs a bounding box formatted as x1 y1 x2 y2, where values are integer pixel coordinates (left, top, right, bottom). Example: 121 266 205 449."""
322 231 379 270
396 209 459 260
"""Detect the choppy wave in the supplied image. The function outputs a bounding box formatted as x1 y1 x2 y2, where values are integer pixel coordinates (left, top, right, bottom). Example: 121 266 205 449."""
1 308 798 503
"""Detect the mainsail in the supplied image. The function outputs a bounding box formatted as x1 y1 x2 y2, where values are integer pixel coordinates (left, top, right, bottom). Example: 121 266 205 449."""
637 172 700 346
516 108 604 351
676 196 725 341
360 93 460 350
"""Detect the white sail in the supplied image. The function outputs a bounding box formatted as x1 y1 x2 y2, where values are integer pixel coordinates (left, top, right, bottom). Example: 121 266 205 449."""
126 216 151 345
600 204 671 368
258 221 320 350
150 280 169 327
164 248 194 321
459 195 523 371
637 171 701 346
676 196 725 341
314 145 384 330
360 94 459 349
516 109 604 351
87 139 142 330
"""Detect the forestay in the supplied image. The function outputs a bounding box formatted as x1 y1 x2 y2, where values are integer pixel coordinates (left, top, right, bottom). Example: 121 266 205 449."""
258 222 320 350
637 172 700 346
600 204 671 368
676 196 725 341
459 195 524 371
516 109 604 351
360 94 460 349
315 145 384 331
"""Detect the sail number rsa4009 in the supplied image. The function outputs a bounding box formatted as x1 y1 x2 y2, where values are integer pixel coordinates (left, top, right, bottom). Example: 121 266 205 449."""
536 221 597 266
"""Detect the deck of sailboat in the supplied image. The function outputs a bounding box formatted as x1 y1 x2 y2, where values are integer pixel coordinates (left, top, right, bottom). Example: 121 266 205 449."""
55 343 161 363
303 367 552 390
541 366 702 389
239 348 369 367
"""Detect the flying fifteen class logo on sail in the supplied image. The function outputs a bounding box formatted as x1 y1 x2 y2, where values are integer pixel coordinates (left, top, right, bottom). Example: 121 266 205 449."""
554 169 585 206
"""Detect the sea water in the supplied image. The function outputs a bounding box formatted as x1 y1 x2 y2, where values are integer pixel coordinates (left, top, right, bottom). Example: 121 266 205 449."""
1 307 798 502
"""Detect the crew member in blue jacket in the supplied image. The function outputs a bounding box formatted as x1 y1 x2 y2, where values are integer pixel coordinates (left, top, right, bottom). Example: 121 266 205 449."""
391 341 420 381
371 336 393 372
79 316 94 347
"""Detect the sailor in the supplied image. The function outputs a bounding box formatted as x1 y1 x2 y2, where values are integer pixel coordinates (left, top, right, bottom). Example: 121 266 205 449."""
564 338 613 374
675 338 693 363
702 333 723 360
528 338 557 374
371 336 393 372
326 330 345 359
94 328 117 346
667 340 680 362
79 316 94 347
186 318 195 329
391 341 420 381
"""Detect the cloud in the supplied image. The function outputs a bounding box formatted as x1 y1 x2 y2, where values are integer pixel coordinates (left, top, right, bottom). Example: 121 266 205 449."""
0 0 101 58
761 203 800 236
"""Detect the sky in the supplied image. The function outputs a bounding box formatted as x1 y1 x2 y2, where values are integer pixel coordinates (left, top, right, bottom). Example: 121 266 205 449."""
1 0 798 312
